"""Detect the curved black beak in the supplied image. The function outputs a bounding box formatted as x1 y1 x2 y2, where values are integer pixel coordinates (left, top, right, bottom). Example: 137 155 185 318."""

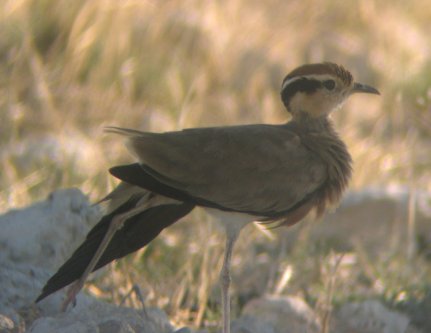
352 82 380 95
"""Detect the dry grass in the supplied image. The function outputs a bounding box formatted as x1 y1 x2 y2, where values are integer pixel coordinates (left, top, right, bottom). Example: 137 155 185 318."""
1 0 431 330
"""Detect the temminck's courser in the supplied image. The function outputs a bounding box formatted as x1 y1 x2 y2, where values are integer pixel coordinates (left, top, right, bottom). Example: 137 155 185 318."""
36 62 380 333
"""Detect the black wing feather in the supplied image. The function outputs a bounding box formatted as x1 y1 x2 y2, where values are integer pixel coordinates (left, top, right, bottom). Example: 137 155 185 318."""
36 196 194 302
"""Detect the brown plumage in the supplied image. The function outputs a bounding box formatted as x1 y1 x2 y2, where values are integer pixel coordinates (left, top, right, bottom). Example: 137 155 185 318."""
283 62 353 86
36 62 379 333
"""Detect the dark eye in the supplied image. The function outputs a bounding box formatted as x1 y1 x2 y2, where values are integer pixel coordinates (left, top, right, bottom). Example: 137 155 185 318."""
323 80 335 90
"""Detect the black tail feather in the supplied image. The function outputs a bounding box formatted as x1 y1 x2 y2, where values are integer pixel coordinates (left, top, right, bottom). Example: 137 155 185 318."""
36 198 194 302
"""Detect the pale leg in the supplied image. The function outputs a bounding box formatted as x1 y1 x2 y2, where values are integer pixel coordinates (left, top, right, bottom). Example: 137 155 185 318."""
220 230 239 333
61 202 151 311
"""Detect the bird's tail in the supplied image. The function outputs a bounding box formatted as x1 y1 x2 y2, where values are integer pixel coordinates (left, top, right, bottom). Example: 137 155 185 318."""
36 194 194 302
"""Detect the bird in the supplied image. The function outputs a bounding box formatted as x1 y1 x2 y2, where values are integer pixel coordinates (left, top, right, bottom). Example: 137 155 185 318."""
36 62 379 333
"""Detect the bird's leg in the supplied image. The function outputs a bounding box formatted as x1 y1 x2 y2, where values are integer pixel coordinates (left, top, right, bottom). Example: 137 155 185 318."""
220 230 240 333
61 200 151 311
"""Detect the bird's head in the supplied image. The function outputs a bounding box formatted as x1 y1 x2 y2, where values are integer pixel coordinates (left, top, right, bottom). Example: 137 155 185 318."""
281 62 379 119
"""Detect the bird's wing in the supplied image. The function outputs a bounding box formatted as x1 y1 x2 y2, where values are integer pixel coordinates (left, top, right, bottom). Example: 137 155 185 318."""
106 124 327 218
36 193 194 302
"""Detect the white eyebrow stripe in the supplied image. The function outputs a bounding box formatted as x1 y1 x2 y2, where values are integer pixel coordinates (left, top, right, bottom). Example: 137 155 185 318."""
281 77 301 91
281 74 336 91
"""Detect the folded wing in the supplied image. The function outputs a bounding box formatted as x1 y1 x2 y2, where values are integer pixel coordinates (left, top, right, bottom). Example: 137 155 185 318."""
107 124 327 218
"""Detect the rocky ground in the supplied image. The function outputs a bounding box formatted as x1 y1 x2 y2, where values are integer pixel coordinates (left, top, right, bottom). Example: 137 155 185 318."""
0 187 429 333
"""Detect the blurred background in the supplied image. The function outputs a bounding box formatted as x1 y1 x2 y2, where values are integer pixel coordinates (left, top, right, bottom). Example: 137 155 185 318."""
1 0 431 331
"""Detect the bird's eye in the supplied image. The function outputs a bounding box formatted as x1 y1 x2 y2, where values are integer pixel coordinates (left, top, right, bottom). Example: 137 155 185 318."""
323 80 335 90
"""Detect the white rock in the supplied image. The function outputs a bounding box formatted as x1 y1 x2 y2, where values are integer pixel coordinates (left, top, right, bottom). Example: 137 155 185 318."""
335 300 410 333
240 295 321 333
29 302 173 333
0 188 101 270
0 188 174 333
231 315 275 333
0 189 101 315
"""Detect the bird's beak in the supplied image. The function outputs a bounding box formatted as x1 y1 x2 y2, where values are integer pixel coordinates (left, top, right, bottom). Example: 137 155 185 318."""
352 82 380 95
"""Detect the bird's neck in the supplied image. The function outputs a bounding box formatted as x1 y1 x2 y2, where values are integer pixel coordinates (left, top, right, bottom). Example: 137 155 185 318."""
288 112 352 217
290 111 332 133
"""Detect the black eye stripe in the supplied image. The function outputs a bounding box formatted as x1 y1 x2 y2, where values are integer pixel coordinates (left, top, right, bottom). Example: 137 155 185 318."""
280 77 321 110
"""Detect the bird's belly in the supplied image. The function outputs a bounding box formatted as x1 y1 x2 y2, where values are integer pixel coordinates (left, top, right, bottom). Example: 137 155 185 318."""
203 207 262 235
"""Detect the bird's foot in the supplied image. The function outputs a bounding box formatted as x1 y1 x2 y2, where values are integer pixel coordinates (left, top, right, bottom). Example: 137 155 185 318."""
61 281 82 312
